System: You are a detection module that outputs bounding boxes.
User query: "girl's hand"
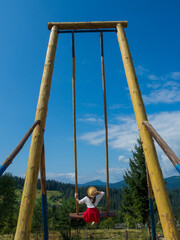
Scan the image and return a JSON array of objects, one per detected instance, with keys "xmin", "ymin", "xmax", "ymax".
[
  {"xmin": 95, "ymin": 191, "xmax": 101, "ymax": 195},
  {"xmin": 75, "ymin": 193, "xmax": 79, "ymax": 202}
]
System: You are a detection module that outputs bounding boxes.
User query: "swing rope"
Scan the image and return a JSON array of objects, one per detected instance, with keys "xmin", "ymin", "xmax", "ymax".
[
  {"xmin": 72, "ymin": 32, "xmax": 79, "ymax": 214},
  {"xmin": 100, "ymin": 32, "xmax": 110, "ymax": 214}
]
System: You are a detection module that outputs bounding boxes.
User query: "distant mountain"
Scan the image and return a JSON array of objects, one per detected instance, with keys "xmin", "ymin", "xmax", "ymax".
[
  {"xmin": 79, "ymin": 180, "xmax": 106, "ymax": 187},
  {"xmin": 80, "ymin": 175, "xmax": 180, "ymax": 191},
  {"xmin": 79, "ymin": 179, "xmax": 126, "ymax": 189},
  {"xmin": 110, "ymin": 180, "xmax": 126, "ymax": 189},
  {"xmin": 13, "ymin": 174, "xmax": 180, "ymax": 192},
  {"xmin": 165, "ymin": 176, "xmax": 180, "ymax": 191}
]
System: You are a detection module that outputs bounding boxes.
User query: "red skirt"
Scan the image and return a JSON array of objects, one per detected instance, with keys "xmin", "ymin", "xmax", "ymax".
[{"xmin": 83, "ymin": 207, "xmax": 100, "ymax": 223}]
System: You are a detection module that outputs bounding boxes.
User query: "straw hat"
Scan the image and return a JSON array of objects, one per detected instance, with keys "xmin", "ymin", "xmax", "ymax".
[{"xmin": 87, "ymin": 186, "xmax": 97, "ymax": 198}]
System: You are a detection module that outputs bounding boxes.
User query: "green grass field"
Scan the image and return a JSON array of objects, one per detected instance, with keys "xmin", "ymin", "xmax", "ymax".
[
  {"xmin": 0, "ymin": 229, "xmax": 166, "ymax": 240},
  {"xmin": 16, "ymin": 189, "xmax": 62, "ymax": 205},
  {"xmin": 2, "ymin": 190, "xmax": 169, "ymax": 239},
  {"xmin": 0, "ymin": 229, "xmax": 157, "ymax": 240}
]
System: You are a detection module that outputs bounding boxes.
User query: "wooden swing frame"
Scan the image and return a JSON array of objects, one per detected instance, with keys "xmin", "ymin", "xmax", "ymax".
[{"xmin": 14, "ymin": 21, "xmax": 179, "ymax": 240}]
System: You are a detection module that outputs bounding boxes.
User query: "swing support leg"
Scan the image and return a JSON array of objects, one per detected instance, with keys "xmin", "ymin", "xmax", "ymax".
[
  {"xmin": 146, "ymin": 168, "xmax": 156, "ymax": 240},
  {"xmin": 40, "ymin": 143, "xmax": 49, "ymax": 240},
  {"xmin": 14, "ymin": 26, "xmax": 58, "ymax": 240},
  {"xmin": 116, "ymin": 23, "xmax": 179, "ymax": 239}
]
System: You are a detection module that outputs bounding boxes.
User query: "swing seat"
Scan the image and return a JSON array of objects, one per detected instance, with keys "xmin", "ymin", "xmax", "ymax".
[{"xmin": 69, "ymin": 211, "xmax": 116, "ymax": 219}]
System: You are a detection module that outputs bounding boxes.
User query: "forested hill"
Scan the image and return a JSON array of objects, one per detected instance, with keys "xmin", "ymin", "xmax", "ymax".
[
  {"xmin": 13, "ymin": 176, "xmax": 122, "ymax": 211},
  {"xmin": 80, "ymin": 176, "xmax": 180, "ymax": 191},
  {"xmin": 13, "ymin": 175, "xmax": 180, "ymax": 212},
  {"xmin": 13, "ymin": 176, "xmax": 77, "ymax": 199},
  {"xmin": 14, "ymin": 175, "xmax": 180, "ymax": 191}
]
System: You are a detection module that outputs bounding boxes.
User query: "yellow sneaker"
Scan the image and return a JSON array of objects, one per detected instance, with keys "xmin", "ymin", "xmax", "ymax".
[{"xmin": 91, "ymin": 221, "xmax": 95, "ymax": 225}]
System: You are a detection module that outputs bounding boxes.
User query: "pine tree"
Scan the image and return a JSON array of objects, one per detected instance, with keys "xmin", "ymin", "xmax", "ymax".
[
  {"xmin": 31, "ymin": 199, "xmax": 43, "ymax": 238},
  {"xmin": 0, "ymin": 173, "xmax": 18, "ymax": 234},
  {"xmin": 121, "ymin": 138, "xmax": 150, "ymax": 227}
]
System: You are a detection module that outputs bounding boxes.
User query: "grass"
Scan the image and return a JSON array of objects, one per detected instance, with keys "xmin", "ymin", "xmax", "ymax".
[
  {"xmin": 16, "ymin": 189, "xmax": 62, "ymax": 205},
  {"xmin": 0, "ymin": 229, "xmax": 159, "ymax": 240},
  {"xmin": 79, "ymin": 229, "xmax": 150, "ymax": 240}
]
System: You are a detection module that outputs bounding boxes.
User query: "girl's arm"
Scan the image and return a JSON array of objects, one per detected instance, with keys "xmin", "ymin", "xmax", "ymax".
[
  {"xmin": 75, "ymin": 193, "xmax": 86, "ymax": 204},
  {"xmin": 94, "ymin": 191, "xmax": 105, "ymax": 206}
]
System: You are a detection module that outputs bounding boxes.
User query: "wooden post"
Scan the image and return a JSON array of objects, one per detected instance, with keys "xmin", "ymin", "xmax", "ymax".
[
  {"xmin": 40, "ymin": 143, "xmax": 48, "ymax": 240},
  {"xmin": 125, "ymin": 230, "xmax": 128, "ymax": 240},
  {"xmin": 143, "ymin": 121, "xmax": 180, "ymax": 174},
  {"xmin": 100, "ymin": 32, "xmax": 109, "ymax": 214},
  {"xmin": 72, "ymin": 33, "xmax": 79, "ymax": 214},
  {"xmin": 116, "ymin": 23, "xmax": 179, "ymax": 239},
  {"xmin": 146, "ymin": 169, "xmax": 156, "ymax": 240},
  {"xmin": 14, "ymin": 26, "xmax": 58, "ymax": 240}
]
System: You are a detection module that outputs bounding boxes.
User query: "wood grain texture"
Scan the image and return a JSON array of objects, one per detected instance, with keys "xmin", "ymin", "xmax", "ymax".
[
  {"xmin": 116, "ymin": 23, "xmax": 179, "ymax": 240},
  {"xmin": 48, "ymin": 21, "xmax": 127, "ymax": 30},
  {"xmin": 15, "ymin": 26, "xmax": 58, "ymax": 240}
]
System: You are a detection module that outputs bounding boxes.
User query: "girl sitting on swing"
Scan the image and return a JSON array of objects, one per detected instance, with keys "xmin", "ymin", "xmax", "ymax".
[{"xmin": 75, "ymin": 186, "xmax": 105, "ymax": 224}]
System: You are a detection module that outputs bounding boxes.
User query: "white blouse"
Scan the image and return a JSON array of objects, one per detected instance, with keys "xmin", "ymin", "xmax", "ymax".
[{"xmin": 78, "ymin": 191, "xmax": 105, "ymax": 208}]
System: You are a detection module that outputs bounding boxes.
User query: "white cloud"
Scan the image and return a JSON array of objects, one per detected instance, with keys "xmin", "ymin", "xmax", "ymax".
[
  {"xmin": 96, "ymin": 167, "xmax": 128, "ymax": 182},
  {"xmin": 79, "ymin": 111, "xmax": 180, "ymax": 179},
  {"xmin": 135, "ymin": 66, "xmax": 180, "ymax": 83},
  {"xmin": 143, "ymin": 74, "xmax": 180, "ymax": 105},
  {"xmin": 164, "ymin": 81, "xmax": 179, "ymax": 87},
  {"xmin": 80, "ymin": 115, "xmax": 139, "ymax": 151},
  {"xmin": 108, "ymin": 117, "xmax": 138, "ymax": 151},
  {"xmin": 110, "ymin": 104, "xmax": 126, "ymax": 110},
  {"xmin": 45, "ymin": 172, "xmax": 98, "ymax": 184},
  {"xmin": 148, "ymin": 112, "xmax": 180, "ymax": 177},
  {"xmin": 79, "ymin": 129, "xmax": 105, "ymax": 145},
  {"xmin": 148, "ymin": 74, "xmax": 159, "ymax": 81},
  {"xmin": 147, "ymin": 83, "xmax": 161, "ymax": 89},
  {"xmin": 136, "ymin": 65, "xmax": 149, "ymax": 77},
  {"xmin": 148, "ymin": 111, "xmax": 180, "ymax": 154},
  {"xmin": 135, "ymin": 67, "xmax": 180, "ymax": 105},
  {"xmin": 147, "ymin": 71, "xmax": 180, "ymax": 82},
  {"xmin": 118, "ymin": 155, "xmax": 125, "ymax": 161},
  {"xmin": 167, "ymin": 72, "xmax": 180, "ymax": 80},
  {"xmin": 78, "ymin": 116, "xmax": 103, "ymax": 125},
  {"xmin": 46, "ymin": 172, "xmax": 75, "ymax": 183},
  {"xmin": 118, "ymin": 155, "xmax": 129, "ymax": 163},
  {"xmin": 143, "ymin": 88, "xmax": 180, "ymax": 105},
  {"xmin": 44, "ymin": 112, "xmax": 180, "ymax": 184},
  {"xmin": 21, "ymin": 111, "xmax": 180, "ymax": 184}
]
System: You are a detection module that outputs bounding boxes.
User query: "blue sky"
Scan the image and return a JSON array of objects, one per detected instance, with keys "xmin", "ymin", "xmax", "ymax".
[{"xmin": 1, "ymin": 0, "xmax": 180, "ymax": 184}]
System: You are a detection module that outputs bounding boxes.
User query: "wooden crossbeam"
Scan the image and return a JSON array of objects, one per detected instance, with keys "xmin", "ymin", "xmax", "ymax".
[{"xmin": 48, "ymin": 21, "xmax": 128, "ymax": 30}]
